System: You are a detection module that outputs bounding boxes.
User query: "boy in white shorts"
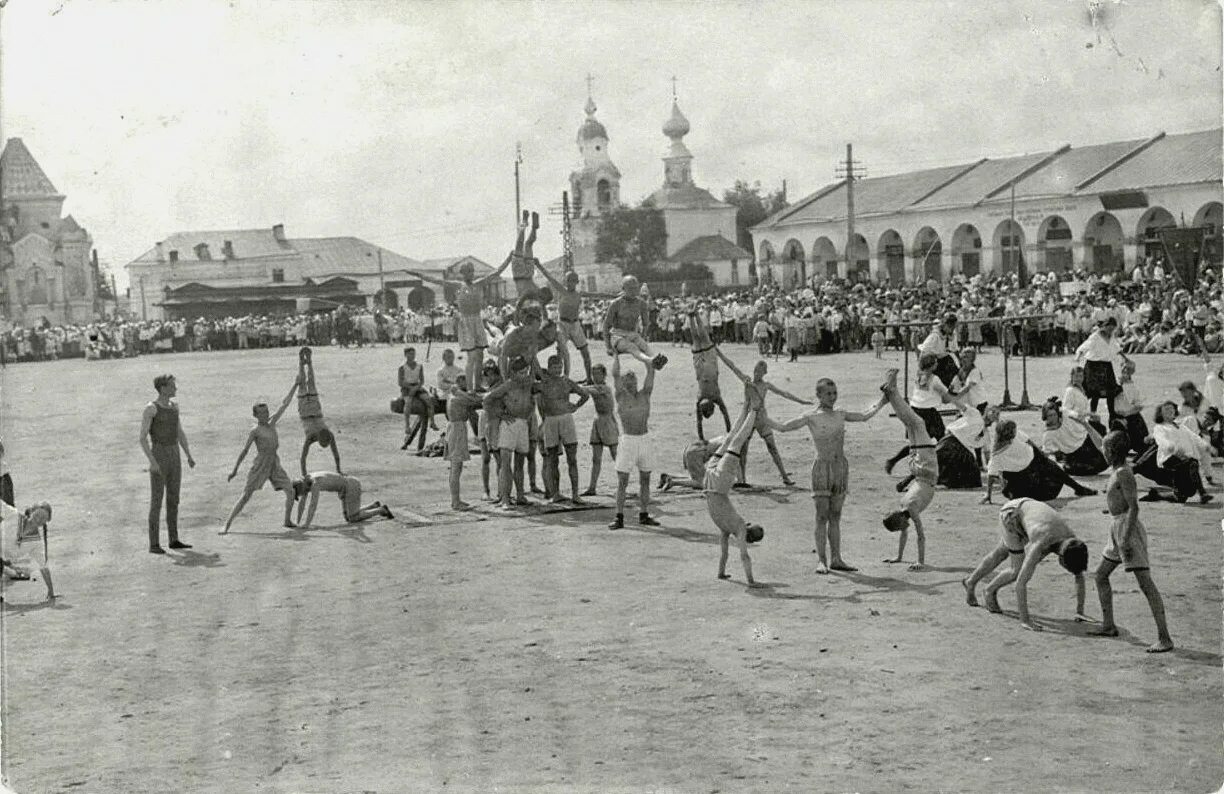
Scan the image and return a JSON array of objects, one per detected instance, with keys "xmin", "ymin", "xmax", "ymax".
[{"xmin": 609, "ymin": 354, "xmax": 660, "ymax": 529}]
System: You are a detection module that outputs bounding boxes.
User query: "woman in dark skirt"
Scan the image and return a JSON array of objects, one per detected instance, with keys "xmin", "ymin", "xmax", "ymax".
[
  {"xmin": 1133, "ymin": 401, "xmax": 1213, "ymax": 504},
  {"xmin": 1040, "ymin": 398, "xmax": 1108, "ymax": 476},
  {"xmin": 935, "ymin": 405, "xmax": 983, "ymax": 489},
  {"xmin": 1074, "ymin": 316, "xmax": 1129, "ymax": 422},
  {"xmin": 1111, "ymin": 360, "xmax": 1149, "ymax": 456},
  {"xmin": 980, "ymin": 419, "xmax": 1096, "ymax": 503}
]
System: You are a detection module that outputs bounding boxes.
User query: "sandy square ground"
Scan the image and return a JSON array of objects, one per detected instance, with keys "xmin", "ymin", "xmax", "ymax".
[{"xmin": 0, "ymin": 341, "xmax": 1219, "ymax": 793}]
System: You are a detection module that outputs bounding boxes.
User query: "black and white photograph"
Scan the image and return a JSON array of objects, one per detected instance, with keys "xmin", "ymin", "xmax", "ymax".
[{"xmin": 0, "ymin": 1, "xmax": 1221, "ymax": 791}]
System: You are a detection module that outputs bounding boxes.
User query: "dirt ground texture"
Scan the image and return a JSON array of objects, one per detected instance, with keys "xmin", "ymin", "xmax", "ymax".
[{"xmin": 0, "ymin": 341, "xmax": 1219, "ymax": 793}]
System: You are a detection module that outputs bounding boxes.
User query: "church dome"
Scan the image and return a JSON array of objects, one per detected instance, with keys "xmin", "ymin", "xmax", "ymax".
[
  {"xmin": 663, "ymin": 101, "xmax": 690, "ymax": 139},
  {"xmin": 578, "ymin": 96, "xmax": 608, "ymax": 142},
  {"xmin": 578, "ymin": 117, "xmax": 608, "ymax": 142}
]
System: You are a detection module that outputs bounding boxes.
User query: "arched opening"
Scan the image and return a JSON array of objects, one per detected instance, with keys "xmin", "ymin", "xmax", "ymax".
[
  {"xmin": 1082, "ymin": 212, "xmax": 1124, "ymax": 274},
  {"xmin": 596, "ymin": 179, "xmax": 612, "ymax": 211},
  {"xmin": 992, "ymin": 220, "xmax": 1025, "ymax": 275},
  {"xmin": 783, "ymin": 239, "xmax": 806, "ymax": 286},
  {"xmin": 812, "ymin": 237, "xmax": 838, "ymax": 280},
  {"xmin": 759, "ymin": 240, "xmax": 775, "ymax": 262},
  {"xmin": 406, "ymin": 286, "xmax": 435, "ymax": 311},
  {"xmin": 25, "ymin": 266, "xmax": 47, "ymax": 304},
  {"xmin": 1194, "ymin": 201, "xmax": 1223, "ymax": 268},
  {"xmin": 1136, "ymin": 206, "xmax": 1177, "ymax": 263},
  {"xmin": 912, "ymin": 227, "xmax": 942, "ymax": 282},
  {"xmin": 950, "ymin": 224, "xmax": 982, "ymax": 278},
  {"xmin": 877, "ymin": 229, "xmax": 905, "ymax": 284},
  {"xmin": 1038, "ymin": 215, "xmax": 1073, "ymax": 274},
  {"xmin": 846, "ymin": 234, "xmax": 870, "ymax": 284},
  {"xmin": 375, "ymin": 288, "xmax": 399, "ymax": 310}
]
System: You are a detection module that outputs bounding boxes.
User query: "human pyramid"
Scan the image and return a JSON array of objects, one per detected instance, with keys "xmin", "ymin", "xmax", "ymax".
[{"xmin": 121, "ymin": 212, "xmax": 1223, "ymax": 657}]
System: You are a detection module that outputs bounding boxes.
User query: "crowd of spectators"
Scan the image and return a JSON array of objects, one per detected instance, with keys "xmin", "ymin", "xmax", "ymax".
[{"xmin": 2, "ymin": 260, "xmax": 1220, "ymax": 365}]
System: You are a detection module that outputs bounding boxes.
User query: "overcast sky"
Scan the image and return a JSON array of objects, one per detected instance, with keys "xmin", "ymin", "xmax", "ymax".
[{"xmin": 3, "ymin": 0, "xmax": 1220, "ymax": 288}]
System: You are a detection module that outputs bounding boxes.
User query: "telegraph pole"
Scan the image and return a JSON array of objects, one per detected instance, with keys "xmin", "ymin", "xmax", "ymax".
[
  {"xmin": 561, "ymin": 191, "xmax": 574, "ymax": 271},
  {"xmin": 514, "ymin": 142, "xmax": 523, "ymax": 228},
  {"xmin": 835, "ymin": 144, "xmax": 867, "ymax": 280}
]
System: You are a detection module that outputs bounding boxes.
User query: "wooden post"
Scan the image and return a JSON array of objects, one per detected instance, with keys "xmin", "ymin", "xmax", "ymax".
[
  {"xmin": 1019, "ymin": 316, "xmax": 1031, "ymax": 408},
  {"xmin": 1000, "ymin": 317, "xmax": 1014, "ymax": 407}
]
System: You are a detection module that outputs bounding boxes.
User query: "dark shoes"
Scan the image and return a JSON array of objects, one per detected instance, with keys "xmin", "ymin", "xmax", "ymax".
[
  {"xmin": 652, "ymin": 354, "xmax": 668, "ymax": 371},
  {"xmin": 639, "ymin": 513, "xmax": 660, "ymax": 527},
  {"xmin": 608, "ymin": 514, "xmax": 624, "ymax": 530},
  {"xmin": 168, "ymin": 541, "xmax": 192, "ymax": 550}
]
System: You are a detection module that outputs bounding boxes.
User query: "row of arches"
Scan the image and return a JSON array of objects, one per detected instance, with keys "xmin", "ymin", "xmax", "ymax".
[{"xmin": 759, "ymin": 202, "xmax": 1223, "ymax": 283}]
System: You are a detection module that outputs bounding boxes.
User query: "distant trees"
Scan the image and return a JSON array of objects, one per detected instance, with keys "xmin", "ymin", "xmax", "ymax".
[
  {"xmin": 722, "ymin": 180, "xmax": 788, "ymax": 256},
  {"xmin": 595, "ymin": 205, "xmax": 668, "ymax": 274}
]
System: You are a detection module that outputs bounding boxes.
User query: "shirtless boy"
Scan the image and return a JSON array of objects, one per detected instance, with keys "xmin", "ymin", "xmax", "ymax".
[
  {"xmin": 535, "ymin": 265, "xmax": 614, "ymax": 382},
  {"xmin": 706, "ymin": 406, "xmax": 767, "ymax": 587},
  {"xmin": 717, "ymin": 349, "xmax": 810, "ymax": 486},
  {"xmin": 690, "ymin": 308, "xmax": 731, "ymax": 440},
  {"xmin": 767, "ymin": 376, "xmax": 887, "ymax": 574},
  {"xmin": 483, "ymin": 355, "xmax": 538, "ymax": 509},
  {"xmin": 477, "ymin": 361, "xmax": 503, "ymax": 500},
  {"xmin": 537, "ymin": 354, "xmax": 590, "ymax": 504},
  {"xmin": 609, "ymin": 354, "xmax": 660, "ymax": 529},
  {"xmin": 296, "ymin": 347, "xmax": 341, "ymax": 475},
  {"xmin": 445, "ymin": 374, "xmax": 487, "ymax": 510},
  {"xmin": 879, "ymin": 368, "xmax": 937, "ymax": 570},
  {"xmin": 962, "ymin": 497, "xmax": 1090, "ymax": 632},
  {"xmin": 221, "ymin": 380, "xmax": 299, "ymax": 533},
  {"xmin": 582, "ymin": 363, "xmax": 619, "ymax": 496},
  {"xmin": 1088, "ymin": 431, "xmax": 1174, "ymax": 652},
  {"xmin": 604, "ymin": 275, "xmax": 666, "ymax": 371},
  {"xmin": 293, "ymin": 471, "xmax": 393, "ymax": 528},
  {"xmin": 408, "ymin": 255, "xmax": 512, "ymax": 390}
]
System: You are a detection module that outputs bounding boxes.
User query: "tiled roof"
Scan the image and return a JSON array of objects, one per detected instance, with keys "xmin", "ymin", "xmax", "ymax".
[
  {"xmin": 1, "ymin": 139, "xmax": 62, "ymax": 199},
  {"xmin": 1080, "ymin": 129, "xmax": 1222, "ymax": 193},
  {"xmin": 293, "ymin": 237, "xmax": 421, "ymax": 277},
  {"xmin": 131, "ymin": 229, "xmax": 295, "ymax": 262},
  {"xmin": 754, "ymin": 128, "xmax": 1223, "ymax": 232},
  {"xmin": 669, "ymin": 234, "xmax": 752, "ymax": 262},
  {"xmin": 908, "ymin": 150, "xmax": 1063, "ymax": 210}
]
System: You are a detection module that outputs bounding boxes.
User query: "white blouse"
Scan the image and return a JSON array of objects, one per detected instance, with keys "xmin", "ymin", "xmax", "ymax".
[
  {"xmin": 1075, "ymin": 331, "xmax": 1121, "ymax": 365},
  {"xmin": 1153, "ymin": 423, "xmax": 1207, "ymax": 467},
  {"xmin": 1061, "ymin": 387, "xmax": 1093, "ymax": 421},
  {"xmin": 948, "ymin": 406, "xmax": 985, "ymax": 450},
  {"xmin": 910, "ymin": 375, "xmax": 948, "ymax": 410},
  {"xmin": 1042, "ymin": 420, "xmax": 1086, "ymax": 455},
  {"xmin": 952, "ymin": 367, "xmax": 987, "ymax": 407},
  {"xmin": 988, "ymin": 437, "xmax": 1035, "ymax": 475}
]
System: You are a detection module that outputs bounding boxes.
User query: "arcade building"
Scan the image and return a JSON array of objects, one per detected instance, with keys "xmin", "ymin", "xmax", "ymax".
[{"xmin": 751, "ymin": 128, "xmax": 1223, "ymax": 287}]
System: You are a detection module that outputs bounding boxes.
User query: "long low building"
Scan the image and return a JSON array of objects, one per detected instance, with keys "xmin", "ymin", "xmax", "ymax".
[
  {"xmin": 751, "ymin": 128, "xmax": 1222, "ymax": 286},
  {"xmin": 125, "ymin": 226, "xmax": 505, "ymax": 320}
]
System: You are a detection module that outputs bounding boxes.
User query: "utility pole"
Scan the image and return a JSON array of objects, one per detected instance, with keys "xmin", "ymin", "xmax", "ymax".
[
  {"xmin": 514, "ymin": 142, "xmax": 523, "ymax": 228},
  {"xmin": 561, "ymin": 191, "xmax": 574, "ymax": 271},
  {"xmin": 377, "ymin": 247, "xmax": 384, "ymax": 309},
  {"xmin": 835, "ymin": 144, "xmax": 867, "ymax": 281}
]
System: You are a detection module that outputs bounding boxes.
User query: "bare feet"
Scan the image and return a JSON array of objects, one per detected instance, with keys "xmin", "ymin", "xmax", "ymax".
[
  {"xmin": 451, "ymin": 501, "xmax": 471, "ymax": 511},
  {"xmin": 1020, "ymin": 620, "xmax": 1044, "ymax": 632},
  {"xmin": 883, "ymin": 556, "xmax": 903, "ymax": 564},
  {"xmin": 747, "ymin": 581, "xmax": 765, "ymax": 589},
  {"xmin": 1089, "ymin": 625, "xmax": 1120, "ymax": 637},
  {"xmin": 814, "ymin": 561, "xmax": 830, "ymax": 575},
  {"xmin": 581, "ymin": 487, "xmax": 597, "ymax": 497},
  {"xmin": 548, "ymin": 494, "xmax": 566, "ymax": 504},
  {"xmin": 829, "ymin": 561, "xmax": 858, "ymax": 572},
  {"xmin": 962, "ymin": 578, "xmax": 978, "ymax": 607},
  {"xmin": 1146, "ymin": 639, "xmax": 1174, "ymax": 653},
  {"xmin": 571, "ymin": 497, "xmax": 587, "ymax": 506},
  {"xmin": 514, "ymin": 497, "xmax": 531, "ymax": 507},
  {"xmin": 984, "ymin": 593, "xmax": 1002, "ymax": 613}
]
